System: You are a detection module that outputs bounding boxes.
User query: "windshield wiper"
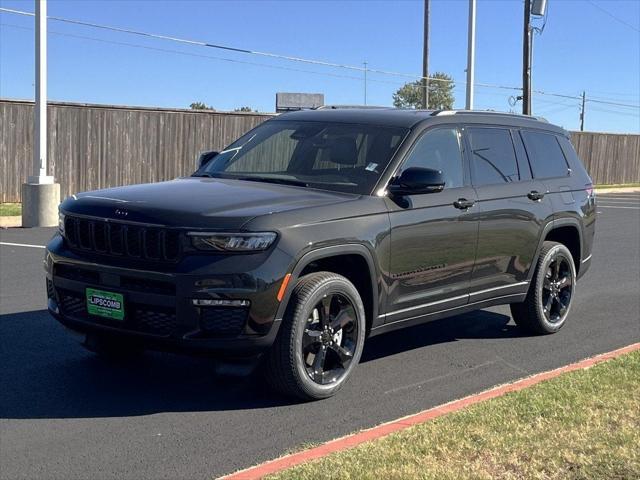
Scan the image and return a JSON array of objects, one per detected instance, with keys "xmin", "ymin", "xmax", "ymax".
[
  {"xmin": 237, "ymin": 176, "xmax": 309, "ymax": 188},
  {"xmin": 191, "ymin": 173, "xmax": 216, "ymax": 178}
]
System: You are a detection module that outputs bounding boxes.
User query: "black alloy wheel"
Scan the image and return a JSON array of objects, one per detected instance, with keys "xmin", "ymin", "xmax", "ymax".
[
  {"xmin": 265, "ymin": 271, "xmax": 366, "ymax": 400},
  {"xmin": 302, "ymin": 293, "xmax": 359, "ymax": 385},
  {"xmin": 541, "ymin": 253, "xmax": 573, "ymax": 323}
]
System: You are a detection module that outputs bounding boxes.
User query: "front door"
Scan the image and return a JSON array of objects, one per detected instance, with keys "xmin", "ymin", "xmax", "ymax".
[{"xmin": 385, "ymin": 126, "xmax": 478, "ymax": 325}]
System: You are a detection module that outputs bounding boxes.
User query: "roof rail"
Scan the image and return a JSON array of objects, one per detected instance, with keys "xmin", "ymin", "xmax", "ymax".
[
  {"xmin": 316, "ymin": 105, "xmax": 390, "ymax": 110},
  {"xmin": 431, "ymin": 110, "xmax": 548, "ymax": 123}
]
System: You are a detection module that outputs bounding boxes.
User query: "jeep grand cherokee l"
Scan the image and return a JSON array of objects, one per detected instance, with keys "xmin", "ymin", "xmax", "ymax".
[{"xmin": 46, "ymin": 108, "xmax": 596, "ymax": 400}]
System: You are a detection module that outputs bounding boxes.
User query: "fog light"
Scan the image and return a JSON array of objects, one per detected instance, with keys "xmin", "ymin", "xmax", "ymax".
[{"xmin": 192, "ymin": 299, "xmax": 250, "ymax": 307}]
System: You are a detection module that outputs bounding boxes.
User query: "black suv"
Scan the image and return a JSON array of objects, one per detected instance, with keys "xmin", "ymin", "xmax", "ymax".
[{"xmin": 46, "ymin": 108, "xmax": 596, "ymax": 400}]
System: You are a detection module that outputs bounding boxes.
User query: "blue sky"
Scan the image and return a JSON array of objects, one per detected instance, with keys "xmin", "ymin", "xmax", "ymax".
[{"xmin": 1, "ymin": 0, "xmax": 639, "ymax": 133}]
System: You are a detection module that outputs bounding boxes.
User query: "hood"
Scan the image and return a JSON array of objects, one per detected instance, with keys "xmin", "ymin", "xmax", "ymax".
[{"xmin": 60, "ymin": 177, "xmax": 358, "ymax": 229}]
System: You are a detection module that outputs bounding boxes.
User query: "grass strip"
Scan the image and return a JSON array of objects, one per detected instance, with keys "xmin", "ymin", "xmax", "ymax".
[
  {"xmin": 268, "ymin": 350, "xmax": 640, "ymax": 480},
  {"xmin": 0, "ymin": 203, "xmax": 21, "ymax": 216}
]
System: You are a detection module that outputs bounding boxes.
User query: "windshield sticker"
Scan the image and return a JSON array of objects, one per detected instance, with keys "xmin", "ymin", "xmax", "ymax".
[{"xmin": 365, "ymin": 163, "xmax": 379, "ymax": 172}]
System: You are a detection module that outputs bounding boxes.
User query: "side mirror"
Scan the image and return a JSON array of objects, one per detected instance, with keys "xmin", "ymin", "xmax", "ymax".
[
  {"xmin": 197, "ymin": 150, "xmax": 219, "ymax": 169},
  {"xmin": 388, "ymin": 167, "xmax": 445, "ymax": 196}
]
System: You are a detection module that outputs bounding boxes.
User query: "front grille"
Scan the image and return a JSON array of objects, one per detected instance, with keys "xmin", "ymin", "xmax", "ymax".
[
  {"xmin": 57, "ymin": 288, "xmax": 178, "ymax": 337},
  {"xmin": 199, "ymin": 307, "xmax": 248, "ymax": 336},
  {"xmin": 64, "ymin": 216, "xmax": 181, "ymax": 262}
]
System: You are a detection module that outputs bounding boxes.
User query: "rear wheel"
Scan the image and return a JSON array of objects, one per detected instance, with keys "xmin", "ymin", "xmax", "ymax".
[
  {"xmin": 511, "ymin": 241, "xmax": 576, "ymax": 334},
  {"xmin": 265, "ymin": 272, "xmax": 366, "ymax": 400}
]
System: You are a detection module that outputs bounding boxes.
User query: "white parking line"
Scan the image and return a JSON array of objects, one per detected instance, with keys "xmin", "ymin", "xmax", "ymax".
[
  {"xmin": 598, "ymin": 206, "xmax": 640, "ymax": 210},
  {"xmin": 0, "ymin": 242, "xmax": 46, "ymax": 249}
]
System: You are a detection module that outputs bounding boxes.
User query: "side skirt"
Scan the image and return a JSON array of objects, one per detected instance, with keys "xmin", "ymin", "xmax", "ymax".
[{"xmin": 369, "ymin": 293, "xmax": 527, "ymax": 337}]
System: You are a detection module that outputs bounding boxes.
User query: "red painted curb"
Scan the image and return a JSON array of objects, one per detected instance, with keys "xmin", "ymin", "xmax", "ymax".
[{"xmin": 221, "ymin": 342, "xmax": 640, "ymax": 480}]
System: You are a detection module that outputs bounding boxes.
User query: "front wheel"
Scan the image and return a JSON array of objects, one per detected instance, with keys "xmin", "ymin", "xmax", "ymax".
[
  {"xmin": 265, "ymin": 272, "xmax": 366, "ymax": 400},
  {"xmin": 511, "ymin": 241, "xmax": 577, "ymax": 334}
]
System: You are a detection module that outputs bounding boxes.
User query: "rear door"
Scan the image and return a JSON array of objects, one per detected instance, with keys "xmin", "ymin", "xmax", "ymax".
[
  {"xmin": 465, "ymin": 126, "xmax": 553, "ymax": 302},
  {"xmin": 385, "ymin": 126, "xmax": 478, "ymax": 324}
]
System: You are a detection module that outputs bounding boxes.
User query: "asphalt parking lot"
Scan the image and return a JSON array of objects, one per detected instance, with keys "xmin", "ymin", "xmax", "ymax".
[{"xmin": 1, "ymin": 192, "xmax": 639, "ymax": 480}]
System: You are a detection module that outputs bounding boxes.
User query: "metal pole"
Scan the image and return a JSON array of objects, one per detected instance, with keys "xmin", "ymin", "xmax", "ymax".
[
  {"xmin": 465, "ymin": 0, "xmax": 476, "ymax": 110},
  {"xmin": 522, "ymin": 0, "xmax": 532, "ymax": 115},
  {"xmin": 421, "ymin": 0, "xmax": 430, "ymax": 109},
  {"xmin": 30, "ymin": 0, "xmax": 52, "ymax": 184},
  {"xmin": 580, "ymin": 91, "xmax": 586, "ymax": 131}
]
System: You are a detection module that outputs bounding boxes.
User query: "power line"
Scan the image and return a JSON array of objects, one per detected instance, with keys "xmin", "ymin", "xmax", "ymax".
[
  {"xmin": 2, "ymin": 6, "xmax": 639, "ymax": 109},
  {"xmin": 585, "ymin": 0, "xmax": 640, "ymax": 33}
]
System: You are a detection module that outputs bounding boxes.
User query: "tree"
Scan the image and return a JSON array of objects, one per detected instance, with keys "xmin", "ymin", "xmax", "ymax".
[
  {"xmin": 392, "ymin": 72, "xmax": 455, "ymax": 110},
  {"xmin": 189, "ymin": 102, "xmax": 215, "ymax": 111},
  {"xmin": 234, "ymin": 106, "xmax": 257, "ymax": 112}
]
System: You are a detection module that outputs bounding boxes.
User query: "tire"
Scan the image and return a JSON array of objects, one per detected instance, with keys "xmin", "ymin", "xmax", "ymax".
[
  {"xmin": 510, "ymin": 241, "xmax": 577, "ymax": 334},
  {"xmin": 83, "ymin": 332, "xmax": 144, "ymax": 360},
  {"xmin": 264, "ymin": 272, "xmax": 366, "ymax": 400}
]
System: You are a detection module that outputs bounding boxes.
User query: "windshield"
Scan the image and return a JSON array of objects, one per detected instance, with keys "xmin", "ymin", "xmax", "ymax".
[{"xmin": 193, "ymin": 120, "xmax": 409, "ymax": 195}]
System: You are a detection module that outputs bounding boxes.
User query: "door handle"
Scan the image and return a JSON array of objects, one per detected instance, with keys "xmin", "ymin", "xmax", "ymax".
[
  {"xmin": 453, "ymin": 198, "xmax": 475, "ymax": 210},
  {"xmin": 527, "ymin": 190, "xmax": 545, "ymax": 201}
]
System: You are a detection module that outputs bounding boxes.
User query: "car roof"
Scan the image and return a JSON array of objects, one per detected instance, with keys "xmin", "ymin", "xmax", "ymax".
[{"xmin": 273, "ymin": 107, "xmax": 567, "ymax": 135}]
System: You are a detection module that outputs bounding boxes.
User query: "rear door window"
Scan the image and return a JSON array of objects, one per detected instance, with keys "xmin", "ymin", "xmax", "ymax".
[
  {"xmin": 467, "ymin": 128, "xmax": 520, "ymax": 185},
  {"xmin": 521, "ymin": 130, "xmax": 570, "ymax": 179}
]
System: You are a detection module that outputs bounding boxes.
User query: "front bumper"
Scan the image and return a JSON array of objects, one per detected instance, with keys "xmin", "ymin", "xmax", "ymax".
[{"xmin": 45, "ymin": 234, "xmax": 289, "ymax": 356}]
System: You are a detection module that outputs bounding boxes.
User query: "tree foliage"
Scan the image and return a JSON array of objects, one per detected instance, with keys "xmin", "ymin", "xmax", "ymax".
[
  {"xmin": 392, "ymin": 72, "xmax": 455, "ymax": 110},
  {"xmin": 189, "ymin": 102, "xmax": 215, "ymax": 111},
  {"xmin": 234, "ymin": 106, "xmax": 257, "ymax": 112}
]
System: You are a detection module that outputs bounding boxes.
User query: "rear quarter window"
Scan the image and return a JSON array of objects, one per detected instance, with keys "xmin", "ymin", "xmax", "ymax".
[{"xmin": 521, "ymin": 130, "xmax": 570, "ymax": 179}]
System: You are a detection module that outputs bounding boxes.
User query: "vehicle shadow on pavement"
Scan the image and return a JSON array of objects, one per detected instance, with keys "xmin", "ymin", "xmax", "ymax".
[
  {"xmin": 1, "ymin": 308, "xmax": 525, "ymax": 419},
  {"xmin": 361, "ymin": 309, "xmax": 525, "ymax": 363}
]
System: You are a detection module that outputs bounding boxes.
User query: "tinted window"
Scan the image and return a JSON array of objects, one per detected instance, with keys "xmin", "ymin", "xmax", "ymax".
[
  {"xmin": 196, "ymin": 121, "xmax": 408, "ymax": 195},
  {"xmin": 401, "ymin": 128, "xmax": 464, "ymax": 189},
  {"xmin": 521, "ymin": 131, "xmax": 570, "ymax": 178},
  {"xmin": 468, "ymin": 128, "xmax": 519, "ymax": 185}
]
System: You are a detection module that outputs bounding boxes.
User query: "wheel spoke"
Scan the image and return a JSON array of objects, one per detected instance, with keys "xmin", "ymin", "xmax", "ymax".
[
  {"xmin": 551, "ymin": 259, "xmax": 559, "ymax": 280},
  {"xmin": 330, "ymin": 343, "xmax": 353, "ymax": 366},
  {"xmin": 543, "ymin": 294, "xmax": 553, "ymax": 312},
  {"xmin": 302, "ymin": 328, "xmax": 322, "ymax": 351},
  {"xmin": 312, "ymin": 346, "xmax": 327, "ymax": 382},
  {"xmin": 331, "ymin": 304, "xmax": 356, "ymax": 331},
  {"xmin": 319, "ymin": 295, "xmax": 333, "ymax": 327},
  {"xmin": 543, "ymin": 277, "xmax": 552, "ymax": 290}
]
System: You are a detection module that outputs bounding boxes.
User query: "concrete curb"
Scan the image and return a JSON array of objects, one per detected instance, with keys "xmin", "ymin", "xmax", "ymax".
[
  {"xmin": 0, "ymin": 216, "xmax": 22, "ymax": 228},
  {"xmin": 221, "ymin": 342, "xmax": 640, "ymax": 480},
  {"xmin": 595, "ymin": 187, "xmax": 640, "ymax": 193}
]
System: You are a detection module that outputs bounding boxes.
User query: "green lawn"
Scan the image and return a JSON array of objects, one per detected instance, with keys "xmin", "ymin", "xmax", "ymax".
[
  {"xmin": 268, "ymin": 350, "xmax": 640, "ymax": 480},
  {"xmin": 0, "ymin": 203, "xmax": 21, "ymax": 216}
]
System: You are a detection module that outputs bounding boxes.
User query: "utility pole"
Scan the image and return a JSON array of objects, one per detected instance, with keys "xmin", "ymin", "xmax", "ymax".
[
  {"xmin": 580, "ymin": 91, "xmax": 586, "ymax": 131},
  {"xmin": 22, "ymin": 0, "xmax": 59, "ymax": 227},
  {"xmin": 465, "ymin": 0, "xmax": 476, "ymax": 110},
  {"xmin": 421, "ymin": 0, "xmax": 430, "ymax": 109},
  {"xmin": 522, "ymin": 0, "xmax": 532, "ymax": 115}
]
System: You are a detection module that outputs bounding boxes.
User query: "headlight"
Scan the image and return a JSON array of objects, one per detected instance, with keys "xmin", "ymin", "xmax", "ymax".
[
  {"xmin": 188, "ymin": 232, "xmax": 277, "ymax": 252},
  {"xmin": 58, "ymin": 211, "xmax": 65, "ymax": 235}
]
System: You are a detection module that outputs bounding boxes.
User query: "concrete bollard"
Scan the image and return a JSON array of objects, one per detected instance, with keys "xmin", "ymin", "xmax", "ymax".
[{"xmin": 21, "ymin": 182, "xmax": 61, "ymax": 227}]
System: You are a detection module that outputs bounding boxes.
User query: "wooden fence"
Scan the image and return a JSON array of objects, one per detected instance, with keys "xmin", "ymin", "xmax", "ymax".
[
  {"xmin": 0, "ymin": 99, "xmax": 273, "ymax": 203},
  {"xmin": 1, "ymin": 99, "xmax": 638, "ymax": 202}
]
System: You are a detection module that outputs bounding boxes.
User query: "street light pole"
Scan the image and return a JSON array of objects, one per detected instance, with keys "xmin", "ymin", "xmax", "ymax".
[
  {"xmin": 31, "ymin": 0, "xmax": 52, "ymax": 184},
  {"xmin": 22, "ymin": 0, "xmax": 59, "ymax": 228},
  {"xmin": 465, "ymin": 0, "xmax": 476, "ymax": 110}
]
